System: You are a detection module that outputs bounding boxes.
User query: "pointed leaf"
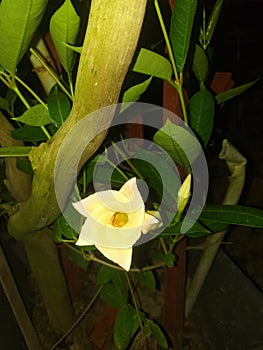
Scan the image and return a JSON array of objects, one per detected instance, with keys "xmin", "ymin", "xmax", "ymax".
[
  {"xmin": 121, "ymin": 77, "xmax": 152, "ymax": 112},
  {"xmin": 13, "ymin": 105, "xmax": 51, "ymax": 126},
  {"xmin": 149, "ymin": 321, "xmax": 168, "ymax": 349},
  {"xmin": 160, "ymin": 220, "xmax": 211, "ymax": 237},
  {"xmin": 215, "ymin": 79, "xmax": 258, "ymax": 104},
  {"xmin": 100, "ymin": 282, "xmax": 128, "ymax": 308},
  {"xmin": 54, "ymin": 214, "xmax": 78, "ymax": 241},
  {"xmin": 153, "ymin": 119, "xmax": 201, "ymax": 171},
  {"xmin": 0, "ymin": 0, "xmax": 48, "ymax": 74},
  {"xmin": 133, "ymin": 48, "xmax": 172, "ymax": 81},
  {"xmin": 205, "ymin": 0, "xmax": 224, "ymax": 47},
  {"xmin": 11, "ymin": 126, "xmax": 48, "ymax": 142},
  {"xmin": 0, "ymin": 146, "xmax": 31, "ymax": 157},
  {"xmin": 114, "ymin": 305, "xmax": 144, "ymax": 350},
  {"xmin": 16, "ymin": 159, "xmax": 34, "ymax": 176},
  {"xmin": 199, "ymin": 205, "xmax": 263, "ymax": 228},
  {"xmin": 170, "ymin": 0, "xmax": 198, "ymax": 73},
  {"xmin": 48, "ymin": 85, "xmax": 71, "ymax": 127},
  {"xmin": 192, "ymin": 44, "xmax": 209, "ymax": 82},
  {"xmin": 50, "ymin": 0, "xmax": 80, "ymax": 73},
  {"xmin": 188, "ymin": 87, "xmax": 214, "ymax": 146},
  {"xmin": 131, "ymin": 271, "xmax": 156, "ymax": 291}
]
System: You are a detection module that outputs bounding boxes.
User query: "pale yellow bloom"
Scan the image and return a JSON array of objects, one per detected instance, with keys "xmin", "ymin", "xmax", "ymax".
[{"xmin": 73, "ymin": 177, "xmax": 159, "ymax": 271}]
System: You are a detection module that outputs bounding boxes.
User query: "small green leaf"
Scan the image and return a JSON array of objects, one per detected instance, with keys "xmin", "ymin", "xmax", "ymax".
[
  {"xmin": 205, "ymin": 0, "xmax": 224, "ymax": 48},
  {"xmin": 0, "ymin": 146, "xmax": 31, "ymax": 157},
  {"xmin": 153, "ymin": 119, "xmax": 201, "ymax": 171},
  {"xmin": 121, "ymin": 77, "xmax": 152, "ymax": 112},
  {"xmin": 66, "ymin": 248, "xmax": 89, "ymax": 270},
  {"xmin": 96, "ymin": 265, "xmax": 116, "ymax": 286},
  {"xmin": 16, "ymin": 158, "xmax": 34, "ymax": 176},
  {"xmin": 100, "ymin": 282, "xmax": 128, "ymax": 308},
  {"xmin": 215, "ymin": 79, "xmax": 258, "ymax": 104},
  {"xmin": 13, "ymin": 105, "xmax": 51, "ymax": 126},
  {"xmin": 54, "ymin": 215, "xmax": 78, "ymax": 241},
  {"xmin": 149, "ymin": 321, "xmax": 168, "ymax": 349},
  {"xmin": 160, "ymin": 220, "xmax": 211, "ymax": 237},
  {"xmin": 192, "ymin": 44, "xmax": 209, "ymax": 82},
  {"xmin": 131, "ymin": 271, "xmax": 156, "ymax": 291},
  {"xmin": 170, "ymin": 0, "xmax": 198, "ymax": 73},
  {"xmin": 48, "ymin": 85, "xmax": 71, "ymax": 127},
  {"xmin": 133, "ymin": 48, "xmax": 172, "ymax": 81},
  {"xmin": 0, "ymin": 0, "xmax": 48, "ymax": 74},
  {"xmin": 199, "ymin": 205, "xmax": 263, "ymax": 228},
  {"xmin": 50, "ymin": 0, "xmax": 80, "ymax": 73},
  {"xmin": 11, "ymin": 126, "xmax": 47, "ymax": 142},
  {"xmin": 188, "ymin": 87, "xmax": 214, "ymax": 146},
  {"xmin": 0, "ymin": 96, "xmax": 10, "ymax": 111},
  {"xmin": 114, "ymin": 305, "xmax": 144, "ymax": 350}
]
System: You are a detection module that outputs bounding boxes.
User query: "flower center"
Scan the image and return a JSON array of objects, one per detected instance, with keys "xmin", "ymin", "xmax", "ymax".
[{"xmin": 111, "ymin": 212, "xmax": 129, "ymax": 227}]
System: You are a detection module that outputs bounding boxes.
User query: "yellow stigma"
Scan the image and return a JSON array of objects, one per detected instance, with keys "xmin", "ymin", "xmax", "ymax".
[{"xmin": 111, "ymin": 212, "xmax": 129, "ymax": 227}]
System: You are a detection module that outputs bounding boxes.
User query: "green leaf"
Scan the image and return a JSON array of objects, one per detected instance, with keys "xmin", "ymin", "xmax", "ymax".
[
  {"xmin": 170, "ymin": 0, "xmax": 198, "ymax": 73},
  {"xmin": 66, "ymin": 248, "xmax": 89, "ymax": 270},
  {"xmin": 96, "ymin": 265, "xmax": 116, "ymax": 286},
  {"xmin": 131, "ymin": 271, "xmax": 156, "ymax": 291},
  {"xmin": 205, "ymin": 0, "xmax": 224, "ymax": 48},
  {"xmin": 11, "ymin": 126, "xmax": 48, "ymax": 142},
  {"xmin": 0, "ymin": 96, "xmax": 10, "ymax": 111},
  {"xmin": 215, "ymin": 79, "xmax": 258, "ymax": 104},
  {"xmin": 188, "ymin": 87, "xmax": 214, "ymax": 146},
  {"xmin": 100, "ymin": 282, "xmax": 128, "ymax": 308},
  {"xmin": 121, "ymin": 77, "xmax": 152, "ymax": 112},
  {"xmin": 53, "ymin": 215, "xmax": 78, "ymax": 241},
  {"xmin": 192, "ymin": 44, "xmax": 209, "ymax": 82},
  {"xmin": 134, "ymin": 148, "xmax": 180, "ymax": 206},
  {"xmin": 50, "ymin": 0, "xmax": 80, "ymax": 73},
  {"xmin": 149, "ymin": 321, "xmax": 168, "ymax": 349},
  {"xmin": 199, "ymin": 205, "xmax": 263, "ymax": 228},
  {"xmin": 48, "ymin": 85, "xmax": 71, "ymax": 128},
  {"xmin": 133, "ymin": 48, "xmax": 172, "ymax": 81},
  {"xmin": 153, "ymin": 119, "xmax": 201, "ymax": 171},
  {"xmin": 0, "ymin": 0, "xmax": 48, "ymax": 74},
  {"xmin": 0, "ymin": 146, "xmax": 31, "ymax": 157},
  {"xmin": 160, "ymin": 220, "xmax": 211, "ymax": 237},
  {"xmin": 114, "ymin": 305, "xmax": 144, "ymax": 350},
  {"xmin": 13, "ymin": 105, "xmax": 51, "ymax": 126},
  {"xmin": 16, "ymin": 158, "xmax": 34, "ymax": 176}
]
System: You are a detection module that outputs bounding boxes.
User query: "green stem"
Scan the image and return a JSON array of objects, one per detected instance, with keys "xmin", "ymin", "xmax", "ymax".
[
  {"xmin": 12, "ymin": 86, "xmax": 30, "ymax": 109},
  {"xmin": 105, "ymin": 156, "xmax": 129, "ymax": 181},
  {"xmin": 154, "ymin": 0, "xmax": 179, "ymax": 84},
  {"xmin": 15, "ymin": 75, "xmax": 47, "ymax": 109},
  {"xmin": 29, "ymin": 48, "xmax": 73, "ymax": 101},
  {"xmin": 111, "ymin": 141, "xmax": 144, "ymax": 179},
  {"xmin": 125, "ymin": 272, "xmax": 144, "ymax": 331},
  {"xmin": 64, "ymin": 243, "xmax": 165, "ymax": 272},
  {"xmin": 67, "ymin": 72, "xmax": 74, "ymax": 100},
  {"xmin": 170, "ymin": 79, "xmax": 188, "ymax": 125}
]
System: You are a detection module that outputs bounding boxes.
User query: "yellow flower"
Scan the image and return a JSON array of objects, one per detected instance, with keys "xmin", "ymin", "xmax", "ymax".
[{"xmin": 73, "ymin": 177, "xmax": 159, "ymax": 271}]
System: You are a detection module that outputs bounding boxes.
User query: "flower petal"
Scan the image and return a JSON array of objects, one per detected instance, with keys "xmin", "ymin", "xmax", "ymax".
[
  {"xmin": 141, "ymin": 212, "xmax": 160, "ymax": 234},
  {"xmin": 75, "ymin": 234, "xmax": 94, "ymax": 246},
  {"xmin": 96, "ymin": 245, "xmax": 133, "ymax": 271},
  {"xmin": 95, "ymin": 178, "xmax": 144, "ymax": 213}
]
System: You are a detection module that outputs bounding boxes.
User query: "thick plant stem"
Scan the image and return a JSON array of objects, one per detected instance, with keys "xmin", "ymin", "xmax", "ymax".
[
  {"xmin": 6, "ymin": 0, "xmax": 147, "ymax": 337},
  {"xmin": 185, "ymin": 139, "xmax": 247, "ymax": 318},
  {"xmin": 8, "ymin": 0, "xmax": 147, "ymax": 239},
  {"xmin": 24, "ymin": 229, "xmax": 75, "ymax": 335}
]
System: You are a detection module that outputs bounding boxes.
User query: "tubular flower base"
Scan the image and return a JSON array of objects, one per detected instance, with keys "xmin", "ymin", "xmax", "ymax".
[{"xmin": 73, "ymin": 178, "xmax": 159, "ymax": 270}]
